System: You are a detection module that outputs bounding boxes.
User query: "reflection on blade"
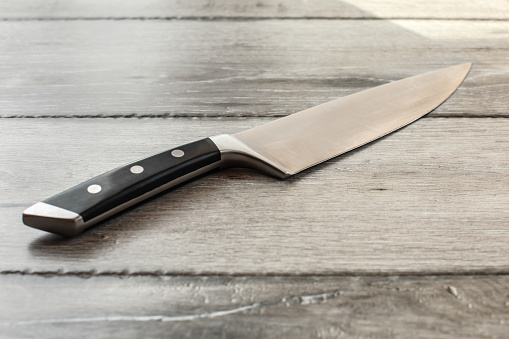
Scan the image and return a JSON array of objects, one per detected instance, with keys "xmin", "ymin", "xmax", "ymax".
[{"xmin": 235, "ymin": 63, "xmax": 471, "ymax": 175}]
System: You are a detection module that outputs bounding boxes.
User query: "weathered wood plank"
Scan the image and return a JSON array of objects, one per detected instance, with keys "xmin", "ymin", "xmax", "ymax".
[
  {"xmin": 0, "ymin": 0, "xmax": 508, "ymax": 19},
  {"xmin": 1, "ymin": 274, "xmax": 508, "ymax": 338},
  {"xmin": 1, "ymin": 118, "xmax": 508, "ymax": 274},
  {"xmin": 0, "ymin": 20, "xmax": 506, "ymax": 117}
]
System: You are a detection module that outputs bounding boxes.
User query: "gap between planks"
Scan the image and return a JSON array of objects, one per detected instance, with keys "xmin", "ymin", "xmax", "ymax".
[
  {"xmin": 2, "ymin": 17, "xmax": 509, "ymax": 22},
  {"xmin": 3, "ymin": 270, "xmax": 509, "ymax": 278},
  {"xmin": 2, "ymin": 115, "xmax": 509, "ymax": 119}
]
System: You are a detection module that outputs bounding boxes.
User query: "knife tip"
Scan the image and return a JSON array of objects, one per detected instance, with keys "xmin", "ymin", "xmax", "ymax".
[
  {"xmin": 443, "ymin": 63, "xmax": 472, "ymax": 82},
  {"xmin": 457, "ymin": 62, "xmax": 473, "ymax": 71}
]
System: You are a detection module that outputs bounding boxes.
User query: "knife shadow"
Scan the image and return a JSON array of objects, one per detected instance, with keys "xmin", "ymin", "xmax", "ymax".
[{"xmin": 28, "ymin": 129, "xmax": 396, "ymax": 258}]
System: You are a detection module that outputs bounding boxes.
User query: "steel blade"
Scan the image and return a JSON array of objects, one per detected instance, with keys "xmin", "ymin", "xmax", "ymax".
[{"xmin": 234, "ymin": 63, "xmax": 471, "ymax": 175}]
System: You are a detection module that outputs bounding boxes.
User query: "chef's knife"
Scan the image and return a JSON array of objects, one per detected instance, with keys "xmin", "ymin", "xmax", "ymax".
[{"xmin": 23, "ymin": 63, "xmax": 471, "ymax": 237}]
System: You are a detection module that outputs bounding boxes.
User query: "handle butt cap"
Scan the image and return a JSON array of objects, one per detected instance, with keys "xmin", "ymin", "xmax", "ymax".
[{"xmin": 23, "ymin": 202, "xmax": 84, "ymax": 237}]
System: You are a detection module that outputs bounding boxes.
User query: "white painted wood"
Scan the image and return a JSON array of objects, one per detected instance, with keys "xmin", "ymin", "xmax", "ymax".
[
  {"xmin": 0, "ymin": 20, "xmax": 506, "ymax": 117},
  {"xmin": 2, "ymin": 118, "xmax": 508, "ymax": 274}
]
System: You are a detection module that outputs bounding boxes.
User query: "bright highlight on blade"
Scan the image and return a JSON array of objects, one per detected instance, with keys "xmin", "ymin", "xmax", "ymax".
[{"xmin": 235, "ymin": 63, "xmax": 471, "ymax": 175}]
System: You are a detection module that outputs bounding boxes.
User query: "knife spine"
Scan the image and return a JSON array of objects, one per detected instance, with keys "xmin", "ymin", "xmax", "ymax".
[{"xmin": 210, "ymin": 134, "xmax": 292, "ymax": 179}]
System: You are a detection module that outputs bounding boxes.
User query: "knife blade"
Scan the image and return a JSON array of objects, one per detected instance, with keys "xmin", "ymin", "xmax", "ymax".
[{"xmin": 23, "ymin": 63, "xmax": 471, "ymax": 237}]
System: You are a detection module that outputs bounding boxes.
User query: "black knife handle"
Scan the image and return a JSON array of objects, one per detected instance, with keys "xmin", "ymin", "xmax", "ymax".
[{"xmin": 23, "ymin": 138, "xmax": 221, "ymax": 237}]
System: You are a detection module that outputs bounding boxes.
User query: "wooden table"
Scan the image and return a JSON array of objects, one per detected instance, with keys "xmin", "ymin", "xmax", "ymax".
[{"xmin": 1, "ymin": 1, "xmax": 508, "ymax": 337}]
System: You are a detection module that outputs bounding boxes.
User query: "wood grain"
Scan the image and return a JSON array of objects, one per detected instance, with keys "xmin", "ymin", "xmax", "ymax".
[
  {"xmin": 1, "ymin": 1, "xmax": 509, "ymax": 336},
  {"xmin": 0, "ymin": 20, "xmax": 507, "ymax": 118},
  {"xmin": 2, "ymin": 118, "xmax": 508, "ymax": 274},
  {"xmin": 1, "ymin": 274, "xmax": 508, "ymax": 338},
  {"xmin": 0, "ymin": 0, "xmax": 508, "ymax": 19}
]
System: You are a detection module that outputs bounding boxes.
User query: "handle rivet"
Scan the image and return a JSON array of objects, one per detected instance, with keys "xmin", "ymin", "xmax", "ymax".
[
  {"xmin": 130, "ymin": 165, "xmax": 144, "ymax": 174},
  {"xmin": 87, "ymin": 184, "xmax": 102, "ymax": 194},
  {"xmin": 171, "ymin": 149, "xmax": 185, "ymax": 157}
]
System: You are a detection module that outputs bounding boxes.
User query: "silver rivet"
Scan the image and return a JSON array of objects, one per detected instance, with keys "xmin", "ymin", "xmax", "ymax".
[
  {"xmin": 171, "ymin": 149, "xmax": 185, "ymax": 158},
  {"xmin": 87, "ymin": 184, "xmax": 102, "ymax": 194},
  {"xmin": 130, "ymin": 165, "xmax": 144, "ymax": 174}
]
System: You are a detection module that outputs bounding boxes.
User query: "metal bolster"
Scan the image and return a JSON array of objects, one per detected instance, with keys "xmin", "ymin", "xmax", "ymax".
[{"xmin": 209, "ymin": 134, "xmax": 292, "ymax": 179}]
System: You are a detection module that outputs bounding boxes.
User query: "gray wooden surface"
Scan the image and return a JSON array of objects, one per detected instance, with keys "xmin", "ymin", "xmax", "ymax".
[
  {"xmin": 2, "ymin": 118, "xmax": 509, "ymax": 274},
  {"xmin": 0, "ymin": 20, "xmax": 506, "ymax": 117},
  {"xmin": 1, "ymin": 0, "xmax": 508, "ymax": 19},
  {"xmin": 1, "ymin": 275, "xmax": 508, "ymax": 339},
  {"xmin": 1, "ymin": 1, "xmax": 509, "ymax": 338}
]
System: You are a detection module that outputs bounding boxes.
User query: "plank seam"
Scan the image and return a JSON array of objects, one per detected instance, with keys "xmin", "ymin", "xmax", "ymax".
[
  {"xmin": 0, "ymin": 17, "xmax": 508, "ymax": 22},
  {"xmin": 2, "ymin": 270, "xmax": 509, "ymax": 278},
  {"xmin": 2, "ymin": 114, "xmax": 508, "ymax": 119}
]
